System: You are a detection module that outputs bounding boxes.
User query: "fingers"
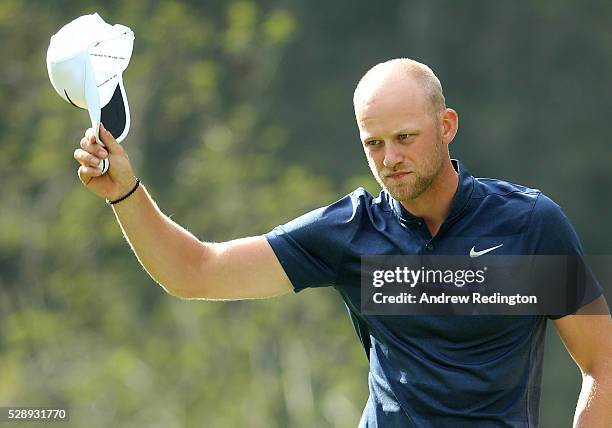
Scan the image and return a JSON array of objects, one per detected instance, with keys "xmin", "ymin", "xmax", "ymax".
[
  {"xmin": 77, "ymin": 164, "xmax": 103, "ymax": 184},
  {"xmin": 98, "ymin": 123, "xmax": 123, "ymax": 153},
  {"xmin": 76, "ymin": 124, "xmax": 130, "ymax": 186},
  {"xmin": 74, "ymin": 148, "xmax": 103, "ymax": 169},
  {"xmin": 80, "ymin": 135, "xmax": 108, "ymax": 159},
  {"xmin": 83, "ymin": 124, "xmax": 123, "ymax": 154},
  {"xmin": 85, "ymin": 127, "xmax": 97, "ymax": 144}
]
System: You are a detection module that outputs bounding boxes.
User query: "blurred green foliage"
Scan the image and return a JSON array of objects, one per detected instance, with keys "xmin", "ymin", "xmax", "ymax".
[{"xmin": 0, "ymin": 0, "xmax": 610, "ymax": 426}]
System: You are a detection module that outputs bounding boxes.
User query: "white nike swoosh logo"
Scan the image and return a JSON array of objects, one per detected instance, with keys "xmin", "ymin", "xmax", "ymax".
[{"xmin": 469, "ymin": 244, "xmax": 503, "ymax": 258}]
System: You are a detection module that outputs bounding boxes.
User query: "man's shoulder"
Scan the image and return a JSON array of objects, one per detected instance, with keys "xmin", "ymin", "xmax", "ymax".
[
  {"xmin": 466, "ymin": 176, "xmax": 546, "ymax": 227},
  {"xmin": 271, "ymin": 187, "xmax": 386, "ymax": 236},
  {"xmin": 469, "ymin": 175, "xmax": 572, "ymax": 235},
  {"xmin": 324, "ymin": 187, "xmax": 390, "ymax": 215},
  {"xmin": 472, "ymin": 176, "xmax": 541, "ymax": 202}
]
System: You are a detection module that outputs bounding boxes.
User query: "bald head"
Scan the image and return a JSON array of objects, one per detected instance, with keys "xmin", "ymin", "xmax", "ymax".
[{"xmin": 353, "ymin": 58, "xmax": 446, "ymax": 120}]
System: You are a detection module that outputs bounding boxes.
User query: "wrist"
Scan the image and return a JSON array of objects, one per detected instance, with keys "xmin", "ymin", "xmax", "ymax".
[{"xmin": 107, "ymin": 178, "xmax": 140, "ymax": 205}]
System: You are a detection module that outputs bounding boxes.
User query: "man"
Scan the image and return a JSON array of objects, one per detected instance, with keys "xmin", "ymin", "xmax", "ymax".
[{"xmin": 73, "ymin": 58, "xmax": 611, "ymax": 427}]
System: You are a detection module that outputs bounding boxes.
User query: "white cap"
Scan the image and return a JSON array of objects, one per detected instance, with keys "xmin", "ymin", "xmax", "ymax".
[{"xmin": 47, "ymin": 13, "xmax": 134, "ymax": 152}]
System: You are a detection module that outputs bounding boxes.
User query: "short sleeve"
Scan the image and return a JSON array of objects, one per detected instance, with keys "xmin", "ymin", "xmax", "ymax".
[
  {"xmin": 527, "ymin": 193, "xmax": 603, "ymax": 319},
  {"xmin": 265, "ymin": 189, "xmax": 366, "ymax": 293}
]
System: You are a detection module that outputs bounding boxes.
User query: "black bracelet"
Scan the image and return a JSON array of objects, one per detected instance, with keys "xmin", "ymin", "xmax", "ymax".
[{"xmin": 107, "ymin": 178, "xmax": 141, "ymax": 205}]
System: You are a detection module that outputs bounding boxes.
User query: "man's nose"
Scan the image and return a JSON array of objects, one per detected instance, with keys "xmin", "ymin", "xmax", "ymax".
[{"xmin": 383, "ymin": 143, "xmax": 403, "ymax": 168}]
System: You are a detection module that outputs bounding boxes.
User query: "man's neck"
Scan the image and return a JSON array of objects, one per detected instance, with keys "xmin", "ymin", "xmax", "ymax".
[{"xmin": 400, "ymin": 159, "xmax": 459, "ymax": 237}]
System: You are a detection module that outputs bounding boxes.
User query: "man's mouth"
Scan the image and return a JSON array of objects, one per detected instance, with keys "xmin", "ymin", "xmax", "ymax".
[{"xmin": 385, "ymin": 172, "xmax": 411, "ymax": 180}]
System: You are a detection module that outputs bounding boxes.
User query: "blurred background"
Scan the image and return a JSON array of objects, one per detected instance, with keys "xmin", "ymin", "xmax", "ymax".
[{"xmin": 1, "ymin": 0, "xmax": 610, "ymax": 426}]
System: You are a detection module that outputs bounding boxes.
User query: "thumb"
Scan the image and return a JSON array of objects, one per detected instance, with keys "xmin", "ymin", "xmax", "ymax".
[{"xmin": 99, "ymin": 123, "xmax": 123, "ymax": 153}]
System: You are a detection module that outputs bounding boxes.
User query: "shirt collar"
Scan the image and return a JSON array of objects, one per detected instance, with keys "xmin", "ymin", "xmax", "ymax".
[{"xmin": 389, "ymin": 159, "xmax": 474, "ymax": 224}]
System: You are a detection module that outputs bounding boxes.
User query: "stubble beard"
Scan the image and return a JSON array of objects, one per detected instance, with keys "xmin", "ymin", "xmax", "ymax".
[{"xmin": 371, "ymin": 136, "xmax": 445, "ymax": 202}]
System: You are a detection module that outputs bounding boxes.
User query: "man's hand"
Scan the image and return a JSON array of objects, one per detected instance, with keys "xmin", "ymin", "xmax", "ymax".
[{"xmin": 73, "ymin": 123, "xmax": 137, "ymax": 201}]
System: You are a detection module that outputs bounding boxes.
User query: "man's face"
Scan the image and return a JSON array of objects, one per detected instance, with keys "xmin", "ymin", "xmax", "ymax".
[{"xmin": 355, "ymin": 79, "xmax": 446, "ymax": 202}]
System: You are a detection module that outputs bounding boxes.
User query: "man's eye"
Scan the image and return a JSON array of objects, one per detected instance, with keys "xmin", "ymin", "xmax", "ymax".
[
  {"xmin": 398, "ymin": 133, "xmax": 409, "ymax": 140},
  {"xmin": 365, "ymin": 140, "xmax": 382, "ymax": 146}
]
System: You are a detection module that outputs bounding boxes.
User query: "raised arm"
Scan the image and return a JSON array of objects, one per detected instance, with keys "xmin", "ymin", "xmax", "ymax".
[{"xmin": 73, "ymin": 124, "xmax": 293, "ymax": 300}]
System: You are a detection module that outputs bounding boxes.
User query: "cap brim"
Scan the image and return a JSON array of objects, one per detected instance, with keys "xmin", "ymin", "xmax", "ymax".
[
  {"xmin": 84, "ymin": 59, "xmax": 130, "ymax": 145},
  {"xmin": 84, "ymin": 56, "xmax": 102, "ymax": 144}
]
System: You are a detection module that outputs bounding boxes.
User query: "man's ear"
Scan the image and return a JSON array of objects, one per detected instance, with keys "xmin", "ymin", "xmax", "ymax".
[{"xmin": 441, "ymin": 108, "xmax": 459, "ymax": 145}]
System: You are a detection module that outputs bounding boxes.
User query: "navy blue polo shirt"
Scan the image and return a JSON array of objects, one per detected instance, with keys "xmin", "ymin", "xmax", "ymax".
[{"xmin": 265, "ymin": 160, "xmax": 601, "ymax": 427}]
